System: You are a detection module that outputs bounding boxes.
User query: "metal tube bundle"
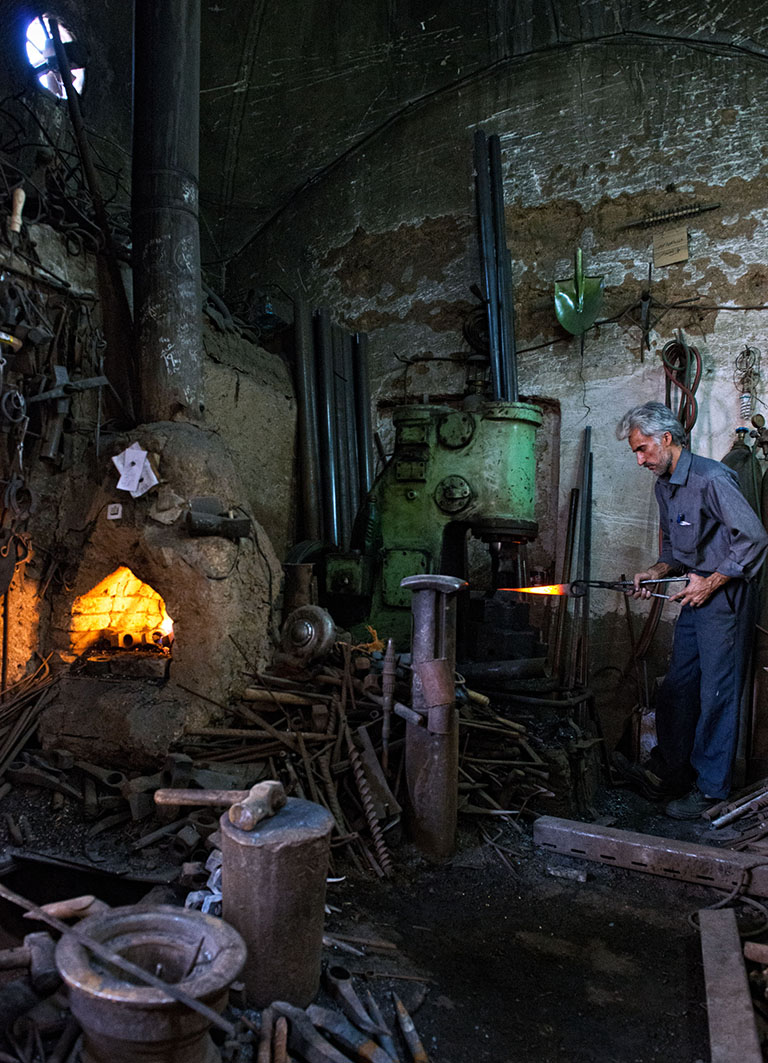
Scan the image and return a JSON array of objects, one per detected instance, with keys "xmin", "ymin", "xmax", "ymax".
[
  {"xmin": 473, "ymin": 129, "xmax": 519, "ymax": 401},
  {"xmin": 308, "ymin": 309, "xmax": 373, "ymax": 550}
]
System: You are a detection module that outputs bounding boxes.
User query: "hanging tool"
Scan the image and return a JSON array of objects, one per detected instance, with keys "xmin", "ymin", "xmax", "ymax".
[
  {"xmin": 554, "ymin": 248, "xmax": 604, "ymax": 335},
  {"xmin": 7, "ymin": 188, "xmax": 25, "ymax": 251},
  {"xmin": 504, "ymin": 577, "xmax": 690, "ymax": 599},
  {"xmin": 620, "ymin": 200, "xmax": 720, "ymax": 230},
  {"xmin": 27, "ymin": 367, "xmax": 110, "ymax": 464}
]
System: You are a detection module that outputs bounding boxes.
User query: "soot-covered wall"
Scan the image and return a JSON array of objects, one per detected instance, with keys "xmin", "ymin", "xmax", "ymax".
[{"xmin": 226, "ymin": 0, "xmax": 768, "ymax": 732}]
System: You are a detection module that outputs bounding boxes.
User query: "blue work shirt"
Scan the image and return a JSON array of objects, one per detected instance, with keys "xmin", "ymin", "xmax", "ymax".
[{"xmin": 655, "ymin": 448, "xmax": 768, "ymax": 579}]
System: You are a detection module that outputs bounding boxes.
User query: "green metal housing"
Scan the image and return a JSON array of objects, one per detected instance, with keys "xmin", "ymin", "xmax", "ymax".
[{"xmin": 328, "ymin": 400, "xmax": 542, "ymax": 646}]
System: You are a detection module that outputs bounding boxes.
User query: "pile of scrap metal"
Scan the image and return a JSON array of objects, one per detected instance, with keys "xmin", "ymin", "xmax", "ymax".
[
  {"xmin": 177, "ymin": 643, "xmax": 556, "ymax": 876},
  {"xmin": 703, "ymin": 777, "xmax": 768, "ymax": 851},
  {"xmin": 0, "ymin": 884, "xmax": 427, "ymax": 1063},
  {"xmin": 252, "ymin": 971, "xmax": 430, "ymax": 1063},
  {"xmin": 0, "ymin": 644, "xmax": 557, "ymax": 883}
]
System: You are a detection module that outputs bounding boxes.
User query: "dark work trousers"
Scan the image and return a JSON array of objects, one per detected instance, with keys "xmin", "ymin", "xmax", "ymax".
[{"xmin": 652, "ymin": 579, "xmax": 756, "ymax": 798}]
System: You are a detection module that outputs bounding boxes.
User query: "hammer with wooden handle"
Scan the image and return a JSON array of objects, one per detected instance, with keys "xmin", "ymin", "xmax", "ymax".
[{"xmin": 154, "ymin": 779, "xmax": 287, "ymax": 831}]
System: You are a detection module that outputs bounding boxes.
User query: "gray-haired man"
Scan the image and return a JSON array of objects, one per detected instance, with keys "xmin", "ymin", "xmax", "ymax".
[{"xmin": 614, "ymin": 401, "xmax": 768, "ymax": 818}]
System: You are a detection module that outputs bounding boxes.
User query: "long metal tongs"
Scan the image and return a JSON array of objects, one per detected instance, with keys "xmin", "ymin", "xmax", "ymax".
[{"xmin": 572, "ymin": 577, "xmax": 690, "ymax": 599}]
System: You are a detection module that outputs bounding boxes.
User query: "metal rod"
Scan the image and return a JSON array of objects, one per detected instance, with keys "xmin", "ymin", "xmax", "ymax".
[
  {"xmin": 314, "ymin": 308, "xmax": 340, "ymax": 546},
  {"xmin": 488, "ymin": 134, "xmax": 518, "ymax": 401},
  {"xmin": 0, "ymin": 881, "xmax": 235, "ymax": 1036},
  {"xmin": 553, "ymin": 488, "xmax": 578, "ymax": 682},
  {"xmin": 294, "ymin": 298, "xmax": 323, "ymax": 542},
  {"xmin": 1, "ymin": 591, "xmax": 8, "ymax": 699},
  {"xmin": 473, "ymin": 130, "xmax": 502, "ymax": 399},
  {"xmin": 332, "ymin": 324, "xmax": 351, "ymax": 549},
  {"xmin": 353, "ymin": 332, "xmax": 375, "ymax": 499},
  {"xmin": 341, "ymin": 330, "xmax": 360, "ymax": 534}
]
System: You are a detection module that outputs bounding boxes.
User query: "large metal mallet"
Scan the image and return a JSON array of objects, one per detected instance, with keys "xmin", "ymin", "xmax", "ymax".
[{"xmin": 153, "ymin": 779, "xmax": 287, "ymax": 830}]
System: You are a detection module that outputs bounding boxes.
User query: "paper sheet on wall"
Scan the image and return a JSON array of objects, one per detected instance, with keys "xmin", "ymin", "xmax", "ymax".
[
  {"xmin": 653, "ymin": 227, "xmax": 689, "ymax": 268},
  {"xmin": 112, "ymin": 442, "xmax": 159, "ymax": 497}
]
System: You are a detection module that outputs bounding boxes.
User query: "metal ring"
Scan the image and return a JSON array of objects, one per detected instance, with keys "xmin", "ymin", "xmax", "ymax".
[{"xmin": 1, "ymin": 390, "xmax": 26, "ymax": 423}]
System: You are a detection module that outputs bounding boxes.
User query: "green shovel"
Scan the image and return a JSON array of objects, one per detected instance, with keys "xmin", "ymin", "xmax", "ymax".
[{"xmin": 554, "ymin": 248, "xmax": 605, "ymax": 335}]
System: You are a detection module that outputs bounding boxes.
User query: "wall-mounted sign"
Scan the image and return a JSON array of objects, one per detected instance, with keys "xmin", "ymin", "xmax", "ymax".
[{"xmin": 653, "ymin": 227, "xmax": 689, "ymax": 268}]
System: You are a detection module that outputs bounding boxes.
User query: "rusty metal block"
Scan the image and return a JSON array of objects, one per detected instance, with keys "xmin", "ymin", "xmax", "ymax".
[{"xmin": 533, "ymin": 816, "xmax": 768, "ymax": 897}]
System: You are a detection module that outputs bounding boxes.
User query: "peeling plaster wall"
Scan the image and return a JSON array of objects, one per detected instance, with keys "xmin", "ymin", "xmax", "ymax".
[{"xmin": 230, "ymin": 13, "xmax": 768, "ymax": 720}]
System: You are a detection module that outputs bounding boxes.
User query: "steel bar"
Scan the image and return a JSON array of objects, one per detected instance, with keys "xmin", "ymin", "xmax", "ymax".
[
  {"xmin": 314, "ymin": 308, "xmax": 341, "ymax": 546},
  {"xmin": 332, "ymin": 324, "xmax": 352, "ymax": 550},
  {"xmin": 258, "ymin": 1006, "xmax": 274, "ymax": 1063},
  {"xmin": 712, "ymin": 789, "xmax": 768, "ymax": 829},
  {"xmin": 294, "ymin": 298, "xmax": 323, "ymax": 542},
  {"xmin": 487, "ymin": 133, "xmax": 517, "ymax": 401},
  {"xmin": 473, "ymin": 130, "xmax": 502, "ymax": 399},
  {"xmin": 341, "ymin": 330, "xmax": 360, "ymax": 532},
  {"xmin": 0, "ymin": 882, "xmax": 235, "ymax": 1036},
  {"xmin": 324, "ymin": 964, "xmax": 389, "ymax": 1038},
  {"xmin": 306, "ymin": 1004, "xmax": 395, "ymax": 1063},
  {"xmin": 353, "ymin": 332, "xmax": 375, "ymax": 498},
  {"xmin": 699, "ymin": 908, "xmax": 762, "ymax": 1063},
  {"xmin": 365, "ymin": 990, "xmax": 401, "ymax": 1063},
  {"xmin": 392, "ymin": 994, "xmax": 429, "ymax": 1063},
  {"xmin": 534, "ymin": 816, "xmax": 768, "ymax": 896}
]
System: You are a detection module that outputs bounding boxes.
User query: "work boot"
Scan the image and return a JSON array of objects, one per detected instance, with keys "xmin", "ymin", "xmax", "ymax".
[
  {"xmin": 665, "ymin": 786, "xmax": 721, "ymax": 821},
  {"xmin": 610, "ymin": 751, "xmax": 686, "ymax": 802}
]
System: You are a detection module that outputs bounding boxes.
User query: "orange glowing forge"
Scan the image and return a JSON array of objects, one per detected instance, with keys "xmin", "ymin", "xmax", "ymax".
[
  {"xmin": 500, "ymin": 584, "xmax": 572, "ymax": 596},
  {"xmin": 70, "ymin": 566, "xmax": 174, "ymax": 654}
]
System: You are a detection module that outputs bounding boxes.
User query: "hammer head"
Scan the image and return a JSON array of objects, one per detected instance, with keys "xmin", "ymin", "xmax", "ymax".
[{"xmin": 227, "ymin": 780, "xmax": 287, "ymax": 831}]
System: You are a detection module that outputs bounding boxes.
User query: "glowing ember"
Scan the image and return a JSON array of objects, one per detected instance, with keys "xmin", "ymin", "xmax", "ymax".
[
  {"xmin": 500, "ymin": 584, "xmax": 571, "ymax": 596},
  {"xmin": 70, "ymin": 566, "xmax": 174, "ymax": 654}
]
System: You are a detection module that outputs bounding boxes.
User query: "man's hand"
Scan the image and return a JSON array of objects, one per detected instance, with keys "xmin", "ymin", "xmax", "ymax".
[
  {"xmin": 630, "ymin": 564, "xmax": 673, "ymax": 599},
  {"xmin": 670, "ymin": 571, "xmax": 728, "ymax": 608}
]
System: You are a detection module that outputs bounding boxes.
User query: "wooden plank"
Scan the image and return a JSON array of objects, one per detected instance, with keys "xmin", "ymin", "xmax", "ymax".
[{"xmin": 698, "ymin": 908, "xmax": 762, "ymax": 1063}]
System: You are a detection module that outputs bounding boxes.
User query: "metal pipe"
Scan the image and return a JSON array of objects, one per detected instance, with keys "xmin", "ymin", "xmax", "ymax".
[
  {"xmin": 401, "ymin": 574, "xmax": 466, "ymax": 860},
  {"xmin": 132, "ymin": 0, "xmax": 204, "ymax": 422},
  {"xmin": 473, "ymin": 130, "xmax": 502, "ymax": 400},
  {"xmin": 331, "ymin": 325, "xmax": 352, "ymax": 548},
  {"xmin": 322, "ymin": 966, "xmax": 388, "ymax": 1038},
  {"xmin": 553, "ymin": 488, "xmax": 579, "ymax": 680},
  {"xmin": 314, "ymin": 308, "xmax": 340, "ymax": 546},
  {"xmin": 488, "ymin": 134, "xmax": 518, "ymax": 401},
  {"xmin": 341, "ymin": 329, "xmax": 360, "ymax": 533},
  {"xmin": 353, "ymin": 332, "xmax": 375, "ymax": 499},
  {"xmin": 294, "ymin": 299, "xmax": 323, "ymax": 542}
]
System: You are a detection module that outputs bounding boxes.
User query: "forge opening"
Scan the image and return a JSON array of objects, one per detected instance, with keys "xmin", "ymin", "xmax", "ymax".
[{"xmin": 69, "ymin": 566, "xmax": 174, "ymax": 657}]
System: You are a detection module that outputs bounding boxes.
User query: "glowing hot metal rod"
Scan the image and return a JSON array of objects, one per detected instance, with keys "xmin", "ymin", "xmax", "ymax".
[{"xmin": 503, "ymin": 577, "xmax": 690, "ymax": 600}]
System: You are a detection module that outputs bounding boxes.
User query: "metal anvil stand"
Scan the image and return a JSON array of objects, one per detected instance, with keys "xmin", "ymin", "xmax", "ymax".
[{"xmin": 401, "ymin": 574, "xmax": 467, "ymax": 860}]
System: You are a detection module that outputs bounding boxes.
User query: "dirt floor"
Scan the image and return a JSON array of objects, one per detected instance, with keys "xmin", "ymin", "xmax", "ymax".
[
  {"xmin": 324, "ymin": 785, "xmax": 721, "ymax": 1063},
  {"xmin": 0, "ymin": 776, "xmax": 760, "ymax": 1062}
]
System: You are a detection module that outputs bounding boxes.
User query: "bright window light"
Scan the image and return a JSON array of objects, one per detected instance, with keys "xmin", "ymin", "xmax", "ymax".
[{"xmin": 26, "ymin": 15, "xmax": 85, "ymax": 98}]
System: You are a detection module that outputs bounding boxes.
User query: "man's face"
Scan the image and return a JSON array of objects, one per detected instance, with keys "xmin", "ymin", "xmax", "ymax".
[{"xmin": 628, "ymin": 428, "xmax": 674, "ymax": 477}]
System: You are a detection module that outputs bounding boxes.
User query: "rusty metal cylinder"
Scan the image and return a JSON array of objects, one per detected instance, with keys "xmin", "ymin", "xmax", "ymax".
[
  {"xmin": 220, "ymin": 797, "xmax": 334, "ymax": 1008},
  {"xmin": 402, "ymin": 575, "xmax": 465, "ymax": 862},
  {"xmin": 55, "ymin": 905, "xmax": 245, "ymax": 1063}
]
